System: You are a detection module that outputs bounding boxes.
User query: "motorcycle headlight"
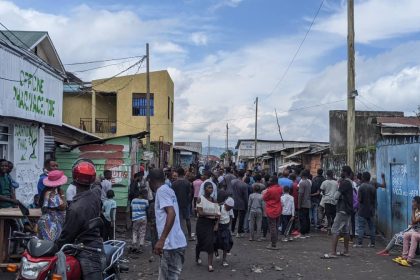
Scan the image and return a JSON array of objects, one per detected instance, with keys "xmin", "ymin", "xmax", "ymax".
[{"xmin": 20, "ymin": 257, "xmax": 49, "ymax": 279}]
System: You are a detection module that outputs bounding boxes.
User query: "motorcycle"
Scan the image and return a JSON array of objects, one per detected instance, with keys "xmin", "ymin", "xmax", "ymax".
[{"xmin": 12, "ymin": 217, "xmax": 128, "ymax": 280}]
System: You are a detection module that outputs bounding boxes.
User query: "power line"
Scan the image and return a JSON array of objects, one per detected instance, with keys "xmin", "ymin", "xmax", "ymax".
[
  {"xmin": 0, "ymin": 22, "xmax": 62, "ymax": 82},
  {"xmin": 263, "ymin": 0, "xmax": 325, "ymax": 100},
  {"xmin": 65, "ymin": 55, "xmax": 146, "ymax": 66},
  {"xmin": 358, "ymin": 94, "xmax": 386, "ymax": 110},
  {"xmin": 72, "ymin": 59, "xmax": 140, "ymax": 73}
]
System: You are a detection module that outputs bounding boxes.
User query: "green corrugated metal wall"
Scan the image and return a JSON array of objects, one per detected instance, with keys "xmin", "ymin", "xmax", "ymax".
[{"xmin": 55, "ymin": 136, "xmax": 138, "ymax": 207}]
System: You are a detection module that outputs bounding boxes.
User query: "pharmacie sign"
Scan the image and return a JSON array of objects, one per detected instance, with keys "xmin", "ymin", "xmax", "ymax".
[{"xmin": 0, "ymin": 48, "xmax": 63, "ymax": 125}]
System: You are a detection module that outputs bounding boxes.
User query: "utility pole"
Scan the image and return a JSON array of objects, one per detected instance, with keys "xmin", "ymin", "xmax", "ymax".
[
  {"xmin": 254, "ymin": 97, "xmax": 258, "ymax": 166},
  {"xmin": 146, "ymin": 43, "xmax": 151, "ymax": 151},
  {"xmin": 347, "ymin": 0, "xmax": 356, "ymax": 171},
  {"xmin": 207, "ymin": 135, "xmax": 210, "ymax": 164},
  {"xmin": 274, "ymin": 108, "xmax": 285, "ymax": 148},
  {"xmin": 226, "ymin": 123, "xmax": 229, "ymax": 166}
]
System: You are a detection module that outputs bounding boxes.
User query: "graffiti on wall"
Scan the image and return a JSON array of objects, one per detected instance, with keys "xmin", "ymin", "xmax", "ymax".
[
  {"xmin": 14, "ymin": 124, "xmax": 38, "ymax": 163},
  {"xmin": 15, "ymin": 166, "xmax": 39, "ymax": 205},
  {"xmin": 12, "ymin": 124, "xmax": 41, "ymax": 205}
]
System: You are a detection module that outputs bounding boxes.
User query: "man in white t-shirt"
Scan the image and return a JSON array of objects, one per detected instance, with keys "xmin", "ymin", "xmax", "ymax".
[
  {"xmin": 101, "ymin": 170, "xmax": 113, "ymax": 202},
  {"xmin": 149, "ymin": 169, "xmax": 187, "ymax": 280},
  {"xmin": 66, "ymin": 183, "xmax": 77, "ymax": 206}
]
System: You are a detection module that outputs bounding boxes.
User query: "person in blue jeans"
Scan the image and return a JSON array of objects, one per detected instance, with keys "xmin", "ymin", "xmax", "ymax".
[
  {"xmin": 354, "ymin": 171, "xmax": 376, "ymax": 248},
  {"xmin": 149, "ymin": 169, "xmax": 187, "ymax": 280}
]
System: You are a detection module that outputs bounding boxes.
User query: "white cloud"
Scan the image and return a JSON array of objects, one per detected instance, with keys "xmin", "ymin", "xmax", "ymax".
[
  {"xmin": 2, "ymin": 0, "xmax": 420, "ymax": 148},
  {"xmin": 314, "ymin": 0, "xmax": 420, "ymax": 43},
  {"xmin": 191, "ymin": 32, "xmax": 208, "ymax": 46},
  {"xmin": 153, "ymin": 42, "xmax": 186, "ymax": 54},
  {"xmin": 210, "ymin": 0, "xmax": 244, "ymax": 12}
]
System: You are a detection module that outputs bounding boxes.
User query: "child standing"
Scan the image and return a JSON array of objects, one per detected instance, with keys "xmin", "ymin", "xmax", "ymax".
[
  {"xmin": 281, "ymin": 186, "xmax": 295, "ymax": 241},
  {"xmin": 214, "ymin": 197, "xmax": 235, "ymax": 267},
  {"xmin": 102, "ymin": 190, "xmax": 117, "ymax": 241},
  {"xmin": 131, "ymin": 189, "xmax": 149, "ymax": 253},
  {"xmin": 248, "ymin": 183, "xmax": 264, "ymax": 241}
]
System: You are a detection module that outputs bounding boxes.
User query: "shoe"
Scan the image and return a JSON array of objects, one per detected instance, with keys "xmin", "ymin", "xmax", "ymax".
[
  {"xmin": 266, "ymin": 244, "xmax": 280, "ymax": 250},
  {"xmin": 353, "ymin": 244, "xmax": 363, "ymax": 248},
  {"xmin": 288, "ymin": 237, "xmax": 294, "ymax": 242},
  {"xmin": 196, "ymin": 258, "xmax": 202, "ymax": 265},
  {"xmin": 294, "ymin": 234, "xmax": 302, "ymax": 239},
  {"xmin": 222, "ymin": 261, "xmax": 229, "ymax": 267},
  {"xmin": 291, "ymin": 230, "xmax": 300, "ymax": 236},
  {"xmin": 338, "ymin": 237, "xmax": 344, "ymax": 242},
  {"xmin": 376, "ymin": 250, "xmax": 390, "ymax": 256},
  {"xmin": 257, "ymin": 238, "xmax": 262, "ymax": 242},
  {"xmin": 208, "ymin": 265, "xmax": 214, "ymax": 272},
  {"xmin": 249, "ymin": 238, "xmax": 254, "ymax": 241},
  {"xmin": 368, "ymin": 243, "xmax": 375, "ymax": 248},
  {"xmin": 282, "ymin": 238, "xmax": 289, "ymax": 242},
  {"xmin": 148, "ymin": 256, "xmax": 155, "ymax": 262}
]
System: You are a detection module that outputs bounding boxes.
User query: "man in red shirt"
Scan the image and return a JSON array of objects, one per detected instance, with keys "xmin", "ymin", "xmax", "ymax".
[{"xmin": 263, "ymin": 176, "xmax": 283, "ymax": 250}]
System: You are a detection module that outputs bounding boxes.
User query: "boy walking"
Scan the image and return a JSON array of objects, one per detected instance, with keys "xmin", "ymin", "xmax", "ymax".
[
  {"xmin": 281, "ymin": 186, "xmax": 295, "ymax": 241},
  {"xmin": 131, "ymin": 189, "xmax": 149, "ymax": 253},
  {"xmin": 102, "ymin": 190, "xmax": 117, "ymax": 241},
  {"xmin": 248, "ymin": 183, "xmax": 264, "ymax": 241}
]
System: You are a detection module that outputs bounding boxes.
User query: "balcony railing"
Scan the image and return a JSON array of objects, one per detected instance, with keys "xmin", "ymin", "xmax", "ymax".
[{"xmin": 80, "ymin": 118, "xmax": 117, "ymax": 134}]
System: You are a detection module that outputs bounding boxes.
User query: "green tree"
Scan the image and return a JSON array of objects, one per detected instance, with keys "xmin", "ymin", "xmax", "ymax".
[{"xmin": 220, "ymin": 149, "xmax": 233, "ymax": 160}]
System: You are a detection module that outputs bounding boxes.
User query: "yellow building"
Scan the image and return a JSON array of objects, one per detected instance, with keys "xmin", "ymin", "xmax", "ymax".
[{"xmin": 63, "ymin": 70, "xmax": 174, "ymax": 165}]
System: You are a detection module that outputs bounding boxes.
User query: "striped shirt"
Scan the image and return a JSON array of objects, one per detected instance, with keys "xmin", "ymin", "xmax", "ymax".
[{"xmin": 131, "ymin": 198, "xmax": 149, "ymax": 221}]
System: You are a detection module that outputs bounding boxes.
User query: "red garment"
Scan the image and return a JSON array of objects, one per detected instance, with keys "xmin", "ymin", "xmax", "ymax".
[
  {"xmin": 291, "ymin": 181, "xmax": 299, "ymax": 211},
  {"xmin": 262, "ymin": 184, "xmax": 283, "ymax": 218}
]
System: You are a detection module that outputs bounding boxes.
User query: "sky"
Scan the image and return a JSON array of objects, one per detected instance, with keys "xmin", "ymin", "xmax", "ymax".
[{"xmin": 2, "ymin": 0, "xmax": 420, "ymax": 148}]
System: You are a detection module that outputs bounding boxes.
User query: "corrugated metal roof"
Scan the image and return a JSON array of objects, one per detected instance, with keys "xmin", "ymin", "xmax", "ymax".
[
  {"xmin": 284, "ymin": 148, "xmax": 311, "ymax": 159},
  {"xmin": 0, "ymin": 31, "xmax": 47, "ymax": 49},
  {"xmin": 377, "ymin": 117, "xmax": 420, "ymax": 127}
]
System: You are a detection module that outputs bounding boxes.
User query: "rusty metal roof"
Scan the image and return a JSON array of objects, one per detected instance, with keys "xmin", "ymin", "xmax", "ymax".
[{"xmin": 377, "ymin": 117, "xmax": 420, "ymax": 127}]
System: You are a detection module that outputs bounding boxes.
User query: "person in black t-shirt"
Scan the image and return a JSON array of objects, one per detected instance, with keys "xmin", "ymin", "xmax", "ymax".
[
  {"xmin": 354, "ymin": 172, "xmax": 376, "ymax": 247},
  {"xmin": 322, "ymin": 165, "xmax": 353, "ymax": 259}
]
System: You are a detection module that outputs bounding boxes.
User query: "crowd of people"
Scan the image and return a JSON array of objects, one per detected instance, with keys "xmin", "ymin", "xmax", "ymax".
[
  {"xmin": 125, "ymin": 161, "xmax": 420, "ymax": 278},
  {"xmin": 2, "ymin": 157, "xmax": 420, "ymax": 279}
]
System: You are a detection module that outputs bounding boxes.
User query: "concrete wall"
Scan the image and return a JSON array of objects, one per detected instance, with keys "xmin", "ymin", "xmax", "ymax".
[
  {"xmin": 93, "ymin": 70, "xmax": 174, "ymax": 144},
  {"xmin": 329, "ymin": 110, "xmax": 403, "ymax": 155},
  {"xmin": 376, "ymin": 136, "xmax": 420, "ymax": 238}
]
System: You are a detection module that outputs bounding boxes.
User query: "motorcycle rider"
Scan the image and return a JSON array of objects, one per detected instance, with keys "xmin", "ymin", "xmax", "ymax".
[{"xmin": 55, "ymin": 160, "xmax": 106, "ymax": 280}]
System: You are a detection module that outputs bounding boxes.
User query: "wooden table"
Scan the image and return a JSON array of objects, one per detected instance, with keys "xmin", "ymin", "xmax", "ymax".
[{"xmin": 0, "ymin": 208, "xmax": 41, "ymax": 266}]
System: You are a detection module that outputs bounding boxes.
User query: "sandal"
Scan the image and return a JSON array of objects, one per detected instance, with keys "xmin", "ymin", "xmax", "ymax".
[
  {"xmin": 208, "ymin": 265, "xmax": 214, "ymax": 272},
  {"xmin": 337, "ymin": 251, "xmax": 350, "ymax": 257},
  {"xmin": 321, "ymin": 253, "xmax": 338, "ymax": 259},
  {"xmin": 392, "ymin": 257, "xmax": 403, "ymax": 264},
  {"xmin": 376, "ymin": 250, "xmax": 390, "ymax": 256},
  {"xmin": 399, "ymin": 259, "xmax": 413, "ymax": 267}
]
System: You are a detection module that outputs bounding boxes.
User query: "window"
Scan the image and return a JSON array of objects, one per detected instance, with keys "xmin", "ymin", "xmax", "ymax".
[
  {"xmin": 171, "ymin": 101, "xmax": 174, "ymax": 123},
  {"xmin": 132, "ymin": 93, "xmax": 154, "ymax": 116},
  {"xmin": 167, "ymin": 97, "xmax": 170, "ymax": 120},
  {"xmin": 0, "ymin": 125, "xmax": 10, "ymax": 159}
]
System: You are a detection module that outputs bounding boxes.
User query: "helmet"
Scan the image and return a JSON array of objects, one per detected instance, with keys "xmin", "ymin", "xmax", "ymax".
[{"xmin": 72, "ymin": 160, "xmax": 96, "ymax": 185}]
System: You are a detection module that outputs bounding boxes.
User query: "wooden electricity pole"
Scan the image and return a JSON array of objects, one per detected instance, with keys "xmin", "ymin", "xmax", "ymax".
[
  {"xmin": 347, "ymin": 0, "xmax": 356, "ymax": 171},
  {"xmin": 146, "ymin": 43, "xmax": 151, "ymax": 151},
  {"xmin": 254, "ymin": 97, "xmax": 258, "ymax": 166}
]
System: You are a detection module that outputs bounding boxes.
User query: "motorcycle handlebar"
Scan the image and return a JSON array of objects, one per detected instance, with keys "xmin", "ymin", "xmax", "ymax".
[{"xmin": 61, "ymin": 243, "xmax": 102, "ymax": 253}]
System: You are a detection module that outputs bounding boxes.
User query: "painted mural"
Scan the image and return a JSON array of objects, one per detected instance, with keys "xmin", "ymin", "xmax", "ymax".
[{"xmin": 55, "ymin": 136, "xmax": 133, "ymax": 207}]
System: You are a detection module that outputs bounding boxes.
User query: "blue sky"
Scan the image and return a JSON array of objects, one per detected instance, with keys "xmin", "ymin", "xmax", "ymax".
[{"xmin": 2, "ymin": 0, "xmax": 420, "ymax": 147}]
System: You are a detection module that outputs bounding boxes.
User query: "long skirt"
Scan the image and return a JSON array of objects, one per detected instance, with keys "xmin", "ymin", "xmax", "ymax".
[
  {"xmin": 196, "ymin": 217, "xmax": 216, "ymax": 255},
  {"xmin": 214, "ymin": 223, "xmax": 233, "ymax": 251}
]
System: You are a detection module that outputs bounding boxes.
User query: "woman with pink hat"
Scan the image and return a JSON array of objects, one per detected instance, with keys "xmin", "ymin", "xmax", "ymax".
[{"xmin": 37, "ymin": 170, "xmax": 68, "ymax": 241}]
